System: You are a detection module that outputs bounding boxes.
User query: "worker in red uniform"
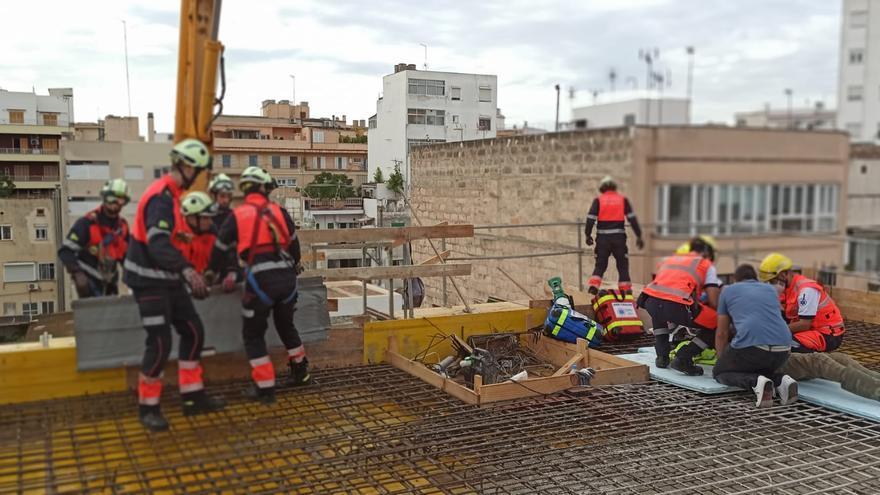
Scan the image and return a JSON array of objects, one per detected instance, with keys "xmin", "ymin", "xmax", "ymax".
[
  {"xmin": 210, "ymin": 166, "xmax": 308, "ymax": 404},
  {"xmin": 758, "ymin": 253, "xmax": 845, "ymax": 353},
  {"xmin": 124, "ymin": 139, "xmax": 226, "ymax": 432},
  {"xmin": 584, "ymin": 176, "xmax": 644, "ymax": 294},
  {"xmin": 208, "ymin": 173, "xmax": 234, "ymax": 229},
  {"xmin": 637, "ymin": 236, "xmax": 721, "ymax": 375},
  {"xmin": 179, "ymin": 191, "xmax": 238, "ymax": 291},
  {"xmin": 58, "ymin": 179, "xmax": 130, "ymax": 298}
]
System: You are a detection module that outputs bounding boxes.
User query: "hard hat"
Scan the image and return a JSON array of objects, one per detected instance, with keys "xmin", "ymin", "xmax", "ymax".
[
  {"xmin": 758, "ymin": 253, "xmax": 793, "ymax": 282},
  {"xmin": 689, "ymin": 235, "xmax": 718, "ymax": 261},
  {"xmin": 101, "ymin": 178, "xmax": 130, "ymax": 204},
  {"xmin": 698, "ymin": 235, "xmax": 717, "ymax": 252},
  {"xmin": 180, "ymin": 191, "xmax": 218, "ymax": 217},
  {"xmin": 170, "ymin": 138, "xmax": 212, "ymax": 169},
  {"xmin": 209, "ymin": 173, "xmax": 234, "ymax": 193},
  {"xmin": 598, "ymin": 175, "xmax": 617, "ymax": 192},
  {"xmin": 239, "ymin": 166, "xmax": 274, "ymax": 191},
  {"xmin": 675, "ymin": 242, "xmax": 691, "ymax": 255}
]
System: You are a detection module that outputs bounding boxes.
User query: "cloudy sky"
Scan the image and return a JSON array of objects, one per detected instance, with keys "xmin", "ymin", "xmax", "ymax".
[{"xmin": 4, "ymin": 0, "xmax": 841, "ymax": 134}]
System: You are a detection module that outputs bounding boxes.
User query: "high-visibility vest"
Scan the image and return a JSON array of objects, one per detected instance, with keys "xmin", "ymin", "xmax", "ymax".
[
  {"xmin": 783, "ymin": 274, "xmax": 844, "ymax": 336},
  {"xmin": 183, "ymin": 232, "xmax": 216, "ymax": 274},
  {"xmin": 85, "ymin": 207, "xmax": 129, "ymax": 262},
  {"xmin": 131, "ymin": 175, "xmax": 186, "ymax": 245},
  {"xmin": 597, "ymin": 190, "xmax": 625, "ymax": 222},
  {"xmin": 642, "ymin": 253, "xmax": 711, "ymax": 305},
  {"xmin": 233, "ymin": 193, "xmax": 291, "ymax": 258}
]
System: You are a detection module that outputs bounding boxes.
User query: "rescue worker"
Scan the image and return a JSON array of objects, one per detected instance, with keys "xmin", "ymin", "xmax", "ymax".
[
  {"xmin": 637, "ymin": 236, "xmax": 721, "ymax": 375},
  {"xmin": 208, "ymin": 173, "xmax": 234, "ymax": 229},
  {"xmin": 758, "ymin": 253, "xmax": 845, "ymax": 353},
  {"xmin": 584, "ymin": 176, "xmax": 644, "ymax": 294},
  {"xmin": 211, "ymin": 166, "xmax": 309, "ymax": 404},
  {"xmin": 124, "ymin": 139, "xmax": 225, "ymax": 431},
  {"xmin": 179, "ymin": 191, "xmax": 238, "ymax": 290},
  {"xmin": 58, "ymin": 179, "xmax": 130, "ymax": 298}
]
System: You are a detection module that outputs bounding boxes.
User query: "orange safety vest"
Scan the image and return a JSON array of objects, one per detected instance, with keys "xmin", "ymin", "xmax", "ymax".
[
  {"xmin": 783, "ymin": 274, "xmax": 844, "ymax": 336},
  {"xmin": 183, "ymin": 232, "xmax": 216, "ymax": 274},
  {"xmin": 642, "ymin": 253, "xmax": 712, "ymax": 305},
  {"xmin": 597, "ymin": 190, "xmax": 625, "ymax": 222},
  {"xmin": 85, "ymin": 207, "xmax": 129, "ymax": 262},
  {"xmin": 233, "ymin": 193, "xmax": 291, "ymax": 258},
  {"xmin": 131, "ymin": 175, "xmax": 188, "ymax": 252}
]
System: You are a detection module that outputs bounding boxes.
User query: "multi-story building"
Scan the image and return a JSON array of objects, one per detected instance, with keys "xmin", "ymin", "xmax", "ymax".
[
  {"xmin": 367, "ymin": 64, "xmax": 498, "ymax": 183},
  {"xmin": 0, "ymin": 88, "xmax": 73, "ymax": 320},
  {"xmin": 847, "ymin": 143, "xmax": 880, "ymax": 276},
  {"xmin": 735, "ymin": 103, "xmax": 836, "ymax": 131},
  {"xmin": 837, "ymin": 0, "xmax": 880, "ymax": 142},
  {"xmin": 211, "ymin": 100, "xmax": 368, "ymax": 224},
  {"xmin": 571, "ymin": 97, "xmax": 690, "ymax": 129}
]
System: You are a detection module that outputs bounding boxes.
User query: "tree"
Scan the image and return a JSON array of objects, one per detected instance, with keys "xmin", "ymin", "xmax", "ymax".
[
  {"xmin": 0, "ymin": 172, "xmax": 14, "ymax": 198},
  {"xmin": 372, "ymin": 168, "xmax": 385, "ymax": 183},
  {"xmin": 303, "ymin": 172, "xmax": 355, "ymax": 199},
  {"xmin": 386, "ymin": 164, "xmax": 404, "ymax": 195}
]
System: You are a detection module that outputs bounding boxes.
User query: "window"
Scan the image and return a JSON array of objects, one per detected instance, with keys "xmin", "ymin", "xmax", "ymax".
[
  {"xmin": 851, "ymin": 10, "xmax": 868, "ymax": 28},
  {"xmin": 34, "ymin": 225, "xmax": 48, "ymax": 241},
  {"xmin": 153, "ymin": 166, "xmax": 170, "ymax": 179},
  {"xmin": 336, "ymin": 157, "xmax": 347, "ymax": 170},
  {"xmin": 0, "ymin": 225, "xmax": 10, "ymax": 240},
  {"xmin": 327, "ymin": 223, "xmax": 335, "ymax": 229},
  {"xmin": 289, "ymin": 156, "xmax": 298, "ymax": 168},
  {"xmin": 40, "ymin": 301, "xmax": 55, "ymax": 315},
  {"xmin": 408, "ymin": 138, "xmax": 446, "ymax": 149},
  {"xmin": 850, "ymin": 48, "xmax": 865, "ymax": 64},
  {"xmin": 8, "ymin": 110, "xmax": 24, "ymax": 124},
  {"xmin": 368, "ymin": 116, "xmax": 377, "ymax": 129},
  {"xmin": 408, "ymin": 79, "xmax": 445, "ymax": 96},
  {"xmin": 36, "ymin": 208, "xmax": 45, "ymax": 217},
  {"xmin": 427, "ymin": 109, "xmax": 445, "ymax": 126},
  {"xmin": 862, "ymin": 164, "xmax": 868, "ymax": 174},
  {"xmin": 248, "ymin": 155, "xmax": 258, "ymax": 166},
  {"xmin": 313, "ymin": 131, "xmax": 324, "ymax": 143},
  {"xmin": 38, "ymin": 262, "xmax": 55, "ymax": 280},
  {"xmin": 623, "ymin": 114, "xmax": 636, "ymax": 126},
  {"xmin": 124, "ymin": 165, "xmax": 144, "ymax": 180},
  {"xmin": 22, "ymin": 303, "xmax": 38, "ymax": 318},
  {"xmin": 221, "ymin": 154, "xmax": 231, "ymax": 168},
  {"xmin": 848, "ymin": 85, "xmax": 864, "ymax": 101},
  {"xmin": 3, "ymin": 303, "xmax": 14, "ymax": 316},
  {"xmin": 451, "ymin": 87, "xmax": 461, "ymax": 101},
  {"xmin": 314, "ymin": 156, "xmax": 325, "ymax": 169},
  {"xmin": 479, "ymin": 87, "xmax": 492, "ymax": 102},
  {"xmin": 276, "ymin": 178, "xmax": 297, "ymax": 187},
  {"xmin": 4, "ymin": 263, "xmax": 36, "ymax": 283},
  {"xmin": 42, "ymin": 113, "xmax": 58, "ymax": 126},
  {"xmin": 408, "ymin": 108, "xmax": 426, "ymax": 124},
  {"xmin": 478, "ymin": 117, "xmax": 491, "ymax": 131},
  {"xmin": 66, "ymin": 162, "xmax": 110, "ymax": 180},
  {"xmin": 452, "ymin": 115, "xmax": 460, "ymax": 124},
  {"xmin": 272, "ymin": 155, "xmax": 281, "ymax": 169}
]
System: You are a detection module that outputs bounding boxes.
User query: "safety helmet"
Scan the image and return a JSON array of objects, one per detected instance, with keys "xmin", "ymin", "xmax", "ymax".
[
  {"xmin": 209, "ymin": 173, "xmax": 234, "ymax": 193},
  {"xmin": 180, "ymin": 191, "xmax": 218, "ymax": 217},
  {"xmin": 598, "ymin": 175, "xmax": 617, "ymax": 192},
  {"xmin": 170, "ymin": 138, "xmax": 212, "ymax": 169},
  {"xmin": 675, "ymin": 242, "xmax": 691, "ymax": 255},
  {"xmin": 689, "ymin": 235, "xmax": 718, "ymax": 261},
  {"xmin": 758, "ymin": 253, "xmax": 793, "ymax": 282},
  {"xmin": 101, "ymin": 178, "xmax": 130, "ymax": 204},
  {"xmin": 239, "ymin": 166, "xmax": 274, "ymax": 192}
]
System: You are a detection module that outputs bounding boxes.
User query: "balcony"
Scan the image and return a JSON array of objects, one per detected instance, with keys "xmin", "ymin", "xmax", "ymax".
[
  {"xmin": 304, "ymin": 198, "xmax": 364, "ymax": 211},
  {"xmin": 213, "ymin": 137, "xmax": 311, "ymax": 151},
  {"xmin": 0, "ymin": 148, "xmax": 60, "ymax": 162}
]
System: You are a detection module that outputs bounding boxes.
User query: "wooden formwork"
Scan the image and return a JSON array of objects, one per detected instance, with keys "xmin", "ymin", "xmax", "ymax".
[{"xmin": 386, "ymin": 333, "xmax": 649, "ymax": 406}]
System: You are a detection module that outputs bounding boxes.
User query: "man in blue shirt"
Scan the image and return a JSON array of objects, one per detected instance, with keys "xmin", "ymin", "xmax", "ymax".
[{"xmin": 713, "ymin": 264, "xmax": 797, "ymax": 408}]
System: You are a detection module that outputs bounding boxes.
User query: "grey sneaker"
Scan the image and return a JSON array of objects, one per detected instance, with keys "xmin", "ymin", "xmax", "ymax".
[{"xmin": 776, "ymin": 375, "xmax": 798, "ymax": 406}]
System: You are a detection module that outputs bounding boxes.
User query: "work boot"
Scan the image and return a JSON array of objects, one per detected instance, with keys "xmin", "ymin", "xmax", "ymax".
[
  {"xmin": 587, "ymin": 286, "xmax": 599, "ymax": 296},
  {"xmin": 181, "ymin": 390, "xmax": 226, "ymax": 416},
  {"xmin": 243, "ymin": 384, "xmax": 277, "ymax": 404},
  {"xmin": 139, "ymin": 405, "xmax": 169, "ymax": 432},
  {"xmin": 286, "ymin": 358, "xmax": 312, "ymax": 387},
  {"xmin": 654, "ymin": 335, "xmax": 671, "ymax": 368},
  {"xmin": 670, "ymin": 343, "xmax": 704, "ymax": 376}
]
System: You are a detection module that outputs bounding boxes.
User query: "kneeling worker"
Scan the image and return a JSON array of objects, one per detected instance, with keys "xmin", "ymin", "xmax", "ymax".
[
  {"xmin": 713, "ymin": 264, "xmax": 797, "ymax": 408},
  {"xmin": 758, "ymin": 253, "xmax": 845, "ymax": 353},
  {"xmin": 211, "ymin": 166, "xmax": 309, "ymax": 404}
]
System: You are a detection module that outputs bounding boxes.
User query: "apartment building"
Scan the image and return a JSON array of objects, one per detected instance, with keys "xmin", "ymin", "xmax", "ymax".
[
  {"xmin": 0, "ymin": 88, "xmax": 73, "ymax": 320},
  {"xmin": 735, "ymin": 103, "xmax": 836, "ymax": 131},
  {"xmin": 571, "ymin": 97, "xmax": 690, "ymax": 129},
  {"xmin": 837, "ymin": 0, "xmax": 880, "ymax": 142}
]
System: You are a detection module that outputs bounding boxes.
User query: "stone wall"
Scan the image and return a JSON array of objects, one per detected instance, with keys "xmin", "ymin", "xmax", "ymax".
[{"xmin": 410, "ymin": 129, "xmax": 636, "ymax": 306}]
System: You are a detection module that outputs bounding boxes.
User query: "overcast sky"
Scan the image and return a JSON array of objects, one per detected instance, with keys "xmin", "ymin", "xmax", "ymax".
[{"xmin": 3, "ymin": 0, "xmax": 841, "ymax": 134}]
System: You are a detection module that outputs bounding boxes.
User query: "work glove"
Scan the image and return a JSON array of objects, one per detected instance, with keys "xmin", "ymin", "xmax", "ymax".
[
  {"xmin": 636, "ymin": 237, "xmax": 645, "ymax": 250},
  {"xmin": 585, "ymin": 236, "xmax": 594, "ymax": 247},
  {"xmin": 73, "ymin": 271, "xmax": 91, "ymax": 298},
  {"xmin": 182, "ymin": 267, "xmax": 209, "ymax": 300},
  {"xmin": 295, "ymin": 262, "xmax": 305, "ymax": 275},
  {"xmin": 221, "ymin": 272, "xmax": 237, "ymax": 293}
]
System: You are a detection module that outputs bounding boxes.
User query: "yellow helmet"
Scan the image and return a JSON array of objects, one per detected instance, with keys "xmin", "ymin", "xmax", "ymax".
[
  {"xmin": 180, "ymin": 191, "xmax": 218, "ymax": 217},
  {"xmin": 171, "ymin": 138, "xmax": 212, "ymax": 169},
  {"xmin": 698, "ymin": 235, "xmax": 717, "ymax": 251},
  {"xmin": 675, "ymin": 242, "xmax": 691, "ymax": 255},
  {"xmin": 758, "ymin": 253, "xmax": 793, "ymax": 282}
]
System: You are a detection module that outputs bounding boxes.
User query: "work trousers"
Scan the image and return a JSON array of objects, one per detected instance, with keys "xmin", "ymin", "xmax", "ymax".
[
  {"xmin": 242, "ymin": 269, "xmax": 303, "ymax": 361},
  {"xmin": 638, "ymin": 294, "xmax": 715, "ymax": 358},
  {"xmin": 791, "ymin": 331, "xmax": 844, "ymax": 353},
  {"xmin": 781, "ymin": 352, "xmax": 880, "ymax": 400},
  {"xmin": 591, "ymin": 234, "xmax": 630, "ymax": 283},
  {"xmin": 712, "ymin": 346, "xmax": 790, "ymax": 389},
  {"xmin": 135, "ymin": 285, "xmax": 205, "ymax": 378}
]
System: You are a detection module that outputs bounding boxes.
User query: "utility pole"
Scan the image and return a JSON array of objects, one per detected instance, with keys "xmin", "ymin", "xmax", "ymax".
[
  {"xmin": 289, "ymin": 74, "xmax": 296, "ymax": 118},
  {"xmin": 784, "ymin": 88, "xmax": 794, "ymax": 129},
  {"xmin": 686, "ymin": 46, "xmax": 695, "ymax": 123},
  {"xmin": 639, "ymin": 48, "xmax": 659, "ymax": 125},
  {"xmin": 420, "ymin": 43, "xmax": 428, "ymax": 70},
  {"xmin": 554, "ymin": 84, "xmax": 561, "ymax": 132},
  {"xmin": 122, "ymin": 20, "xmax": 132, "ymax": 117}
]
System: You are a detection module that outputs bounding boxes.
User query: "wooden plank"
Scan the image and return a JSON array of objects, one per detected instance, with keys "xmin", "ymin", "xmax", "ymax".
[
  {"xmin": 302, "ymin": 263, "xmax": 471, "ymax": 282},
  {"xmin": 478, "ymin": 374, "xmax": 578, "ymax": 403},
  {"xmin": 525, "ymin": 334, "xmax": 579, "ymax": 366},
  {"xmin": 300, "ymin": 251, "xmax": 327, "ymax": 263},
  {"xmin": 418, "ymin": 250, "xmax": 451, "ymax": 266},
  {"xmin": 385, "ymin": 336, "xmax": 479, "ymax": 405},
  {"xmin": 326, "ymin": 298, "xmax": 339, "ymax": 312},
  {"xmin": 553, "ymin": 354, "xmax": 584, "ymax": 376},
  {"xmin": 590, "ymin": 363, "xmax": 650, "ymax": 386},
  {"xmin": 298, "ymin": 224, "xmax": 474, "ymax": 245}
]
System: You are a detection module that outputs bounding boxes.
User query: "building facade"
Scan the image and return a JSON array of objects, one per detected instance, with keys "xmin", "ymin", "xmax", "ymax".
[
  {"xmin": 847, "ymin": 143, "xmax": 880, "ymax": 276},
  {"xmin": 837, "ymin": 0, "xmax": 880, "ymax": 142},
  {"xmin": 367, "ymin": 64, "xmax": 498, "ymax": 184},
  {"xmin": 735, "ymin": 103, "xmax": 836, "ymax": 131},
  {"xmin": 0, "ymin": 88, "xmax": 73, "ymax": 319},
  {"xmin": 409, "ymin": 127, "xmax": 849, "ymax": 305},
  {"xmin": 571, "ymin": 98, "xmax": 690, "ymax": 129}
]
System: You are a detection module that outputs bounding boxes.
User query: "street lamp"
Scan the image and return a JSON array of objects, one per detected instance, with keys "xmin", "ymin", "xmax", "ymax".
[{"xmin": 784, "ymin": 88, "xmax": 793, "ymax": 129}]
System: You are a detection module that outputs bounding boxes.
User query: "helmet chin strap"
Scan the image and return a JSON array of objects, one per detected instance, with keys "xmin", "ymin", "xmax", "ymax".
[{"xmin": 176, "ymin": 163, "xmax": 203, "ymax": 190}]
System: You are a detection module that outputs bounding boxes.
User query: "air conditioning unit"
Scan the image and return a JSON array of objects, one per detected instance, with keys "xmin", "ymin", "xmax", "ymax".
[
  {"xmin": 27, "ymin": 283, "xmax": 40, "ymax": 291},
  {"xmin": 29, "ymin": 137, "xmax": 40, "ymax": 147}
]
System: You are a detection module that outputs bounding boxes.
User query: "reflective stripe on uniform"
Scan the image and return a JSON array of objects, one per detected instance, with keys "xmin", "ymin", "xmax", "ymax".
[
  {"xmin": 551, "ymin": 308, "xmax": 570, "ymax": 336},
  {"xmin": 178, "ymin": 360, "xmax": 204, "ymax": 393},
  {"xmin": 642, "ymin": 283, "xmax": 694, "ymax": 301},
  {"xmin": 248, "ymin": 260, "xmax": 294, "ymax": 275},
  {"xmin": 250, "ymin": 355, "xmax": 276, "ymax": 389},
  {"xmin": 214, "ymin": 239, "xmax": 231, "ymax": 251},
  {"xmin": 147, "ymin": 226, "xmax": 170, "ymax": 241},
  {"xmin": 586, "ymin": 214, "xmax": 598, "ymax": 220},
  {"xmin": 63, "ymin": 238, "xmax": 82, "ymax": 251},
  {"xmin": 626, "ymin": 212, "xmax": 637, "ymax": 218},
  {"xmin": 124, "ymin": 258, "xmax": 178, "ymax": 280},
  {"xmin": 77, "ymin": 260, "xmax": 106, "ymax": 280},
  {"xmin": 142, "ymin": 315, "xmax": 166, "ymax": 327},
  {"xmin": 242, "ymin": 308, "xmax": 255, "ymax": 318},
  {"xmin": 596, "ymin": 228, "xmax": 626, "ymax": 234}
]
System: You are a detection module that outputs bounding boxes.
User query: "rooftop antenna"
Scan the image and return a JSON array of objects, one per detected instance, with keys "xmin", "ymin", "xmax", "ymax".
[
  {"xmin": 608, "ymin": 67, "xmax": 617, "ymax": 92},
  {"xmin": 419, "ymin": 43, "xmax": 428, "ymax": 70},
  {"xmin": 122, "ymin": 20, "xmax": 132, "ymax": 117}
]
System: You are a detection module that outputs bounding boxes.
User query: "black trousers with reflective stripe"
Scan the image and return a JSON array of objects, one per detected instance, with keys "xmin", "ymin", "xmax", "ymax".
[
  {"xmin": 242, "ymin": 269, "xmax": 302, "ymax": 360},
  {"xmin": 592, "ymin": 234, "xmax": 630, "ymax": 282},
  {"xmin": 134, "ymin": 285, "xmax": 205, "ymax": 378}
]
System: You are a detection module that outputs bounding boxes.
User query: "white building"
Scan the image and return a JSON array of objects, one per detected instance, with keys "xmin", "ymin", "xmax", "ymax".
[
  {"xmin": 735, "ymin": 103, "xmax": 836, "ymax": 131},
  {"xmin": 571, "ymin": 97, "xmax": 690, "ymax": 129},
  {"xmin": 0, "ymin": 88, "xmax": 74, "ymax": 127},
  {"xmin": 837, "ymin": 0, "xmax": 880, "ymax": 142},
  {"xmin": 367, "ymin": 63, "xmax": 498, "ymax": 183}
]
